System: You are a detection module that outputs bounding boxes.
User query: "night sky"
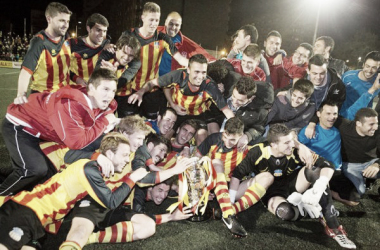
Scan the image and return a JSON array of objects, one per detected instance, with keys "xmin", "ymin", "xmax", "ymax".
[{"xmin": 1, "ymin": 0, "xmax": 380, "ymax": 62}]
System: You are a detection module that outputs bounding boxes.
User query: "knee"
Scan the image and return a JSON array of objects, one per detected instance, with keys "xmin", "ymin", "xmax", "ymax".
[
  {"xmin": 132, "ymin": 214, "xmax": 156, "ymax": 239},
  {"xmin": 212, "ymin": 159, "xmax": 224, "ymax": 173},
  {"xmin": 304, "ymin": 167, "xmax": 321, "ymax": 183},
  {"xmin": 275, "ymin": 202, "xmax": 300, "ymax": 221},
  {"xmin": 255, "ymin": 172, "xmax": 274, "ymax": 189},
  {"xmin": 29, "ymin": 165, "xmax": 48, "ymax": 179}
]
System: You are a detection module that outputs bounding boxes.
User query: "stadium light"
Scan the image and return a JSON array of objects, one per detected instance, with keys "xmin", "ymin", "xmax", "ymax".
[{"xmin": 310, "ymin": 0, "xmax": 344, "ymax": 44}]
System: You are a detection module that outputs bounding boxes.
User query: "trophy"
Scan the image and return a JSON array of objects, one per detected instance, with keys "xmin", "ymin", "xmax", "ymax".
[{"xmin": 168, "ymin": 156, "xmax": 216, "ymax": 220}]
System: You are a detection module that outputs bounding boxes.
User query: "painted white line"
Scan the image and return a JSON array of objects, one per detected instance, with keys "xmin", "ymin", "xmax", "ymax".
[{"xmin": 0, "ymin": 72, "xmax": 19, "ymax": 75}]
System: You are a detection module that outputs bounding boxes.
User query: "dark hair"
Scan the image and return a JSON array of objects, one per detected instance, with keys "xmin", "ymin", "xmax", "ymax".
[
  {"xmin": 239, "ymin": 24, "xmax": 258, "ymax": 43},
  {"xmin": 160, "ymin": 175, "xmax": 178, "ymax": 187},
  {"xmin": 45, "ymin": 2, "xmax": 72, "ymax": 17},
  {"xmin": 292, "ymin": 79, "xmax": 314, "ymax": 99},
  {"xmin": 88, "ymin": 68, "xmax": 117, "ymax": 90},
  {"xmin": 207, "ymin": 61, "xmax": 228, "ymax": 83},
  {"xmin": 364, "ymin": 51, "xmax": 380, "ymax": 64},
  {"xmin": 159, "ymin": 107, "xmax": 177, "ymax": 119},
  {"xmin": 308, "ymin": 54, "xmax": 328, "ymax": 70},
  {"xmin": 243, "ymin": 43, "xmax": 261, "ymax": 60},
  {"xmin": 354, "ymin": 108, "xmax": 378, "ymax": 123},
  {"xmin": 316, "ymin": 36, "xmax": 335, "ymax": 53},
  {"xmin": 189, "ymin": 54, "xmax": 208, "ymax": 67},
  {"xmin": 299, "ymin": 43, "xmax": 314, "ymax": 59},
  {"xmin": 146, "ymin": 133, "xmax": 172, "ymax": 152},
  {"xmin": 266, "ymin": 30, "xmax": 282, "ymax": 40},
  {"xmin": 224, "ymin": 117, "xmax": 244, "ymax": 135},
  {"xmin": 317, "ymin": 100, "xmax": 339, "ymax": 112},
  {"xmin": 143, "ymin": 2, "xmax": 160, "ymax": 13},
  {"xmin": 267, "ymin": 124, "xmax": 291, "ymax": 144},
  {"xmin": 116, "ymin": 35, "xmax": 141, "ymax": 57},
  {"xmin": 178, "ymin": 119, "xmax": 200, "ymax": 132},
  {"xmin": 86, "ymin": 13, "xmax": 109, "ymax": 29},
  {"xmin": 233, "ymin": 76, "xmax": 256, "ymax": 98}
]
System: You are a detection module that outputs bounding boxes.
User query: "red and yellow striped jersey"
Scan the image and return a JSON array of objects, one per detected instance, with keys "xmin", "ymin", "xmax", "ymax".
[
  {"xmin": 11, "ymin": 159, "xmax": 135, "ymax": 233},
  {"xmin": 122, "ymin": 28, "xmax": 178, "ymax": 93},
  {"xmin": 22, "ymin": 31, "xmax": 71, "ymax": 92},
  {"xmin": 69, "ymin": 37, "xmax": 109, "ymax": 83},
  {"xmin": 95, "ymin": 50, "xmax": 141, "ymax": 96},
  {"xmin": 197, "ymin": 133, "xmax": 251, "ymax": 181},
  {"xmin": 158, "ymin": 70, "xmax": 227, "ymax": 115}
]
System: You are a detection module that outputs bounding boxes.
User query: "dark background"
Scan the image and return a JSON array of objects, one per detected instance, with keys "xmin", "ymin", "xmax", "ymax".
[{"xmin": 1, "ymin": 0, "xmax": 380, "ymax": 67}]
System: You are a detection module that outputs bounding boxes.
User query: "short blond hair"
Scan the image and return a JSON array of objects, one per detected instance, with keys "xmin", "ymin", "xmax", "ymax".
[
  {"xmin": 143, "ymin": 2, "xmax": 160, "ymax": 14},
  {"xmin": 118, "ymin": 115, "xmax": 153, "ymax": 136},
  {"xmin": 99, "ymin": 132, "xmax": 130, "ymax": 154}
]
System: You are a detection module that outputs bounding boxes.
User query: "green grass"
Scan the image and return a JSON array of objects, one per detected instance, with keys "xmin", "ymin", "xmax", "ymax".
[{"xmin": 0, "ymin": 68, "xmax": 379, "ymax": 250}]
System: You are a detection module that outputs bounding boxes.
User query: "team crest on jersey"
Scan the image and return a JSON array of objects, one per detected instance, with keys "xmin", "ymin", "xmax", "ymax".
[
  {"xmin": 79, "ymin": 199, "xmax": 91, "ymax": 207},
  {"xmin": 9, "ymin": 227, "xmax": 24, "ymax": 241},
  {"xmin": 83, "ymin": 53, "xmax": 88, "ymax": 59},
  {"xmin": 273, "ymin": 169, "xmax": 283, "ymax": 177},
  {"xmin": 154, "ymin": 41, "xmax": 159, "ymax": 49},
  {"xmin": 51, "ymin": 49, "xmax": 57, "ymax": 56}
]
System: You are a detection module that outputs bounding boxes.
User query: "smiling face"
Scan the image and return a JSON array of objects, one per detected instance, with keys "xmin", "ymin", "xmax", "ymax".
[
  {"xmin": 108, "ymin": 143, "xmax": 131, "ymax": 173},
  {"xmin": 292, "ymin": 46, "xmax": 311, "ymax": 66},
  {"xmin": 317, "ymin": 105, "xmax": 338, "ymax": 129},
  {"xmin": 165, "ymin": 15, "xmax": 182, "ymax": 37},
  {"xmin": 241, "ymin": 54, "xmax": 259, "ymax": 74},
  {"xmin": 124, "ymin": 131, "xmax": 146, "ymax": 152},
  {"xmin": 47, "ymin": 12, "xmax": 70, "ymax": 37},
  {"xmin": 290, "ymin": 90, "xmax": 307, "ymax": 108},
  {"xmin": 361, "ymin": 59, "xmax": 379, "ymax": 81},
  {"xmin": 187, "ymin": 62, "xmax": 207, "ymax": 87},
  {"xmin": 231, "ymin": 88, "xmax": 253, "ymax": 109},
  {"xmin": 271, "ymin": 134, "xmax": 295, "ymax": 157},
  {"xmin": 264, "ymin": 36, "xmax": 282, "ymax": 56},
  {"xmin": 176, "ymin": 124, "xmax": 196, "ymax": 146},
  {"xmin": 308, "ymin": 64, "xmax": 327, "ymax": 86},
  {"xmin": 149, "ymin": 183, "xmax": 170, "ymax": 205},
  {"xmin": 356, "ymin": 116, "xmax": 378, "ymax": 137},
  {"xmin": 115, "ymin": 45, "xmax": 135, "ymax": 66},
  {"xmin": 148, "ymin": 142, "xmax": 168, "ymax": 164},
  {"xmin": 157, "ymin": 111, "xmax": 177, "ymax": 135},
  {"xmin": 88, "ymin": 79, "xmax": 117, "ymax": 110},
  {"xmin": 141, "ymin": 12, "xmax": 160, "ymax": 36},
  {"xmin": 87, "ymin": 23, "xmax": 107, "ymax": 46},
  {"xmin": 222, "ymin": 132, "xmax": 242, "ymax": 149}
]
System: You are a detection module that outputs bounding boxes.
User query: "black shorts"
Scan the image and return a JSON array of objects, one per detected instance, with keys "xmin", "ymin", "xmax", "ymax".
[
  {"xmin": 115, "ymin": 90, "xmax": 167, "ymax": 119},
  {"xmin": 0, "ymin": 201, "xmax": 45, "ymax": 250},
  {"xmin": 71, "ymin": 196, "xmax": 137, "ymax": 231},
  {"xmin": 173, "ymin": 112, "xmax": 217, "ymax": 131},
  {"xmin": 261, "ymin": 167, "xmax": 302, "ymax": 207},
  {"xmin": 329, "ymin": 170, "xmax": 360, "ymax": 202}
]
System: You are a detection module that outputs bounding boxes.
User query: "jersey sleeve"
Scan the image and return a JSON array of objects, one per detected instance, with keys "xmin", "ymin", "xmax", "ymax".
[
  {"xmin": 64, "ymin": 135, "xmax": 104, "ymax": 164},
  {"xmin": 205, "ymin": 80, "xmax": 228, "ymax": 110},
  {"xmin": 21, "ymin": 35, "xmax": 44, "ymax": 74},
  {"xmin": 117, "ymin": 59, "xmax": 142, "ymax": 89},
  {"xmin": 158, "ymin": 70, "xmax": 183, "ymax": 88},
  {"xmin": 84, "ymin": 162, "xmax": 135, "ymax": 209},
  {"xmin": 232, "ymin": 146, "xmax": 262, "ymax": 180},
  {"xmin": 158, "ymin": 32, "xmax": 178, "ymax": 56},
  {"xmin": 197, "ymin": 133, "xmax": 219, "ymax": 156},
  {"xmin": 95, "ymin": 50, "xmax": 114, "ymax": 69},
  {"xmin": 50, "ymin": 98, "xmax": 108, "ymax": 149}
]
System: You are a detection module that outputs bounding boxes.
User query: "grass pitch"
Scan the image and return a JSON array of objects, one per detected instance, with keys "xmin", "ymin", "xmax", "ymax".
[{"xmin": 0, "ymin": 68, "xmax": 379, "ymax": 250}]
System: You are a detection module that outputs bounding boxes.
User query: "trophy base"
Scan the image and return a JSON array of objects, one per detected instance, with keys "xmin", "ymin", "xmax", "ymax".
[{"xmin": 187, "ymin": 206, "xmax": 213, "ymax": 222}]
